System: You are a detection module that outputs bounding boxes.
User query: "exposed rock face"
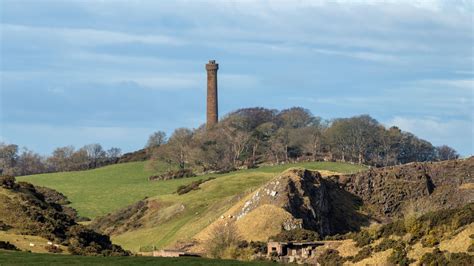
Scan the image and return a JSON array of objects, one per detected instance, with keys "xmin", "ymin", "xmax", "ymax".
[
  {"xmin": 235, "ymin": 168, "xmax": 369, "ymax": 237},
  {"xmin": 335, "ymin": 157, "xmax": 474, "ymax": 219}
]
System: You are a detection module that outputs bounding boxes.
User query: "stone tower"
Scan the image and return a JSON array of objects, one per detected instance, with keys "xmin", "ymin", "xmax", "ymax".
[{"xmin": 206, "ymin": 60, "xmax": 219, "ymax": 129}]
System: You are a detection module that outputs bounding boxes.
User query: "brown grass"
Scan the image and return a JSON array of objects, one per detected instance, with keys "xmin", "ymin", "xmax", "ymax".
[
  {"xmin": 235, "ymin": 205, "xmax": 294, "ymax": 241},
  {"xmin": 348, "ymin": 249, "xmax": 393, "ymax": 266},
  {"xmin": 0, "ymin": 231, "xmax": 68, "ymax": 253},
  {"xmin": 439, "ymin": 223, "xmax": 474, "ymax": 253},
  {"xmin": 459, "ymin": 183, "xmax": 474, "ymax": 190}
]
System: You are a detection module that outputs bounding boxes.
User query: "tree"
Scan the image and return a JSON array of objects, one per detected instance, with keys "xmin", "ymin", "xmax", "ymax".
[
  {"xmin": 16, "ymin": 148, "xmax": 46, "ymax": 176},
  {"xmin": 47, "ymin": 146, "xmax": 75, "ymax": 172},
  {"xmin": 277, "ymin": 107, "xmax": 314, "ymax": 129},
  {"xmin": 106, "ymin": 147, "xmax": 122, "ymax": 160},
  {"xmin": 146, "ymin": 131, "xmax": 167, "ymax": 149},
  {"xmin": 205, "ymin": 222, "xmax": 242, "ymax": 259},
  {"xmin": 436, "ymin": 145, "xmax": 459, "ymax": 161},
  {"xmin": 0, "ymin": 143, "xmax": 19, "ymax": 176},
  {"xmin": 153, "ymin": 128, "xmax": 193, "ymax": 169},
  {"xmin": 83, "ymin": 144, "xmax": 106, "ymax": 168}
]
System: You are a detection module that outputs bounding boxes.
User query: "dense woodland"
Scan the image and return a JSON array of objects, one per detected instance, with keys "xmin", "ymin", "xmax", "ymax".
[{"xmin": 0, "ymin": 107, "xmax": 459, "ymax": 176}]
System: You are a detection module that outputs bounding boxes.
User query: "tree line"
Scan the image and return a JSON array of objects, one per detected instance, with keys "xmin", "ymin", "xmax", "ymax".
[
  {"xmin": 0, "ymin": 143, "xmax": 121, "ymax": 176},
  {"xmin": 149, "ymin": 107, "xmax": 459, "ymax": 172},
  {"xmin": 1, "ymin": 106, "xmax": 460, "ymax": 176}
]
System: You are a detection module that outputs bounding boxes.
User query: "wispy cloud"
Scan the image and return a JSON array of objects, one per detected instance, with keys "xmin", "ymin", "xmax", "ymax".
[{"xmin": 1, "ymin": 24, "xmax": 184, "ymax": 46}]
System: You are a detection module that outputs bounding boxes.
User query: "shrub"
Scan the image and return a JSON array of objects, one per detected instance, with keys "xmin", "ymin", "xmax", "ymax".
[
  {"xmin": 0, "ymin": 241, "xmax": 19, "ymax": 251},
  {"xmin": 351, "ymin": 246, "xmax": 373, "ymax": 262},
  {"xmin": 388, "ymin": 244, "xmax": 414, "ymax": 266},
  {"xmin": 448, "ymin": 252, "xmax": 474, "ymax": 265},
  {"xmin": 0, "ymin": 220, "xmax": 12, "ymax": 231},
  {"xmin": 149, "ymin": 168, "xmax": 196, "ymax": 181},
  {"xmin": 0, "ymin": 176, "xmax": 17, "ymax": 189},
  {"xmin": 468, "ymin": 243, "xmax": 474, "ymax": 253},
  {"xmin": 421, "ymin": 230, "xmax": 441, "ymax": 247},
  {"xmin": 318, "ymin": 249, "xmax": 346, "ymax": 266},
  {"xmin": 66, "ymin": 225, "xmax": 130, "ymax": 256},
  {"xmin": 374, "ymin": 238, "xmax": 399, "ymax": 252},
  {"xmin": 352, "ymin": 230, "xmax": 373, "ymax": 247},
  {"xmin": 205, "ymin": 222, "xmax": 242, "ymax": 259},
  {"xmin": 176, "ymin": 177, "xmax": 215, "ymax": 195},
  {"xmin": 379, "ymin": 220, "xmax": 407, "ymax": 238},
  {"xmin": 420, "ymin": 249, "xmax": 474, "ymax": 266},
  {"xmin": 45, "ymin": 245, "xmax": 63, "ymax": 253},
  {"xmin": 419, "ymin": 248, "xmax": 448, "ymax": 266},
  {"xmin": 249, "ymin": 241, "xmax": 267, "ymax": 254}
]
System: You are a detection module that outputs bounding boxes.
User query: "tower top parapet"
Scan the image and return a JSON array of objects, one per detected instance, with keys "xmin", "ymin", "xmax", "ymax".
[{"xmin": 206, "ymin": 60, "xmax": 219, "ymax": 71}]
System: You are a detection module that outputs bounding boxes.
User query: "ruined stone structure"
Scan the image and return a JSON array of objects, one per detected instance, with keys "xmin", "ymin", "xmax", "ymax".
[
  {"xmin": 206, "ymin": 60, "xmax": 219, "ymax": 129},
  {"xmin": 267, "ymin": 241, "xmax": 324, "ymax": 263}
]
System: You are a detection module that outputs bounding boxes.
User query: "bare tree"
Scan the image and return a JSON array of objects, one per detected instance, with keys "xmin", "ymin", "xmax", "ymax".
[
  {"xmin": 206, "ymin": 221, "xmax": 242, "ymax": 259},
  {"xmin": 83, "ymin": 144, "xmax": 106, "ymax": 168},
  {"xmin": 47, "ymin": 146, "xmax": 75, "ymax": 172},
  {"xmin": 16, "ymin": 148, "xmax": 46, "ymax": 176},
  {"xmin": 107, "ymin": 147, "xmax": 122, "ymax": 160},
  {"xmin": 146, "ymin": 131, "xmax": 167, "ymax": 149},
  {"xmin": 153, "ymin": 128, "xmax": 193, "ymax": 169},
  {"xmin": 436, "ymin": 145, "xmax": 459, "ymax": 161}
]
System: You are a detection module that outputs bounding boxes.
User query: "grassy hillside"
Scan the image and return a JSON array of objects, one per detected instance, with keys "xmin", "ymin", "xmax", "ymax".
[
  {"xmin": 0, "ymin": 250, "xmax": 272, "ymax": 265},
  {"xmin": 18, "ymin": 161, "xmax": 365, "ymax": 219}
]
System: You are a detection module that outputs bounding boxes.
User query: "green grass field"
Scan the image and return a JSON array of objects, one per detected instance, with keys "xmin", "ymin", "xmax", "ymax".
[
  {"xmin": 17, "ymin": 161, "xmax": 366, "ymax": 251},
  {"xmin": 0, "ymin": 250, "xmax": 273, "ymax": 265},
  {"xmin": 18, "ymin": 161, "xmax": 365, "ymax": 219}
]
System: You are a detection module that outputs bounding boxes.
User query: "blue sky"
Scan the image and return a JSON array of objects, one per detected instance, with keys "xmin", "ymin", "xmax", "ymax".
[{"xmin": 0, "ymin": 0, "xmax": 473, "ymax": 156}]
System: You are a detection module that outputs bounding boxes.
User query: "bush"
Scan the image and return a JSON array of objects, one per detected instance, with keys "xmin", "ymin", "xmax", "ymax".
[
  {"xmin": 0, "ymin": 220, "xmax": 12, "ymax": 231},
  {"xmin": 0, "ymin": 176, "xmax": 17, "ymax": 189},
  {"xmin": 420, "ymin": 249, "xmax": 474, "ymax": 266},
  {"xmin": 205, "ymin": 222, "xmax": 242, "ymax": 259},
  {"xmin": 419, "ymin": 248, "xmax": 449, "ymax": 265},
  {"xmin": 0, "ymin": 241, "xmax": 19, "ymax": 251},
  {"xmin": 421, "ymin": 230, "xmax": 441, "ymax": 247},
  {"xmin": 45, "ymin": 245, "xmax": 63, "ymax": 253},
  {"xmin": 388, "ymin": 244, "xmax": 414, "ymax": 266},
  {"xmin": 379, "ymin": 220, "xmax": 407, "ymax": 238},
  {"xmin": 66, "ymin": 225, "xmax": 130, "ymax": 256},
  {"xmin": 249, "ymin": 241, "xmax": 267, "ymax": 254},
  {"xmin": 318, "ymin": 249, "xmax": 346, "ymax": 266},
  {"xmin": 149, "ymin": 168, "xmax": 196, "ymax": 181},
  {"xmin": 176, "ymin": 177, "xmax": 215, "ymax": 195},
  {"xmin": 352, "ymin": 230, "xmax": 373, "ymax": 247},
  {"xmin": 449, "ymin": 252, "xmax": 474, "ymax": 265},
  {"xmin": 374, "ymin": 238, "xmax": 399, "ymax": 252},
  {"xmin": 351, "ymin": 246, "xmax": 373, "ymax": 262}
]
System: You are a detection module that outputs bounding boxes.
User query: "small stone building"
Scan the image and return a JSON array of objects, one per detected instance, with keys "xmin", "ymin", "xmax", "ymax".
[{"xmin": 267, "ymin": 241, "xmax": 323, "ymax": 261}]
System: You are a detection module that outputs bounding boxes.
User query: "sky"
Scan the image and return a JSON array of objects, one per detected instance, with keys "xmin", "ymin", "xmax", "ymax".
[{"xmin": 0, "ymin": 0, "xmax": 473, "ymax": 156}]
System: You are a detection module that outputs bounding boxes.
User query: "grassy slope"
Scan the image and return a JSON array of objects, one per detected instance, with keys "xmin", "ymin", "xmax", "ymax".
[
  {"xmin": 18, "ymin": 161, "xmax": 364, "ymax": 219},
  {"xmin": 0, "ymin": 250, "xmax": 272, "ymax": 266},
  {"xmin": 17, "ymin": 161, "xmax": 366, "ymax": 251}
]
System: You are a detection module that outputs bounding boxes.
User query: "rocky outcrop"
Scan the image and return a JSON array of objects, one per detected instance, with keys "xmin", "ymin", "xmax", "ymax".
[
  {"xmin": 0, "ymin": 176, "xmax": 129, "ymax": 256},
  {"xmin": 234, "ymin": 168, "xmax": 369, "ymax": 237},
  {"xmin": 334, "ymin": 157, "xmax": 474, "ymax": 219}
]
